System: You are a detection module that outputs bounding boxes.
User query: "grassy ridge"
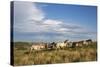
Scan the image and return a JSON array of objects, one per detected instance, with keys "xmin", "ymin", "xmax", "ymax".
[{"xmin": 13, "ymin": 42, "xmax": 97, "ymax": 66}]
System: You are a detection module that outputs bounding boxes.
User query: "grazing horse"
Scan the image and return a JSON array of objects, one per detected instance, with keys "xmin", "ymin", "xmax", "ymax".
[
  {"xmin": 83, "ymin": 39, "xmax": 92, "ymax": 46},
  {"xmin": 56, "ymin": 40, "xmax": 68, "ymax": 49}
]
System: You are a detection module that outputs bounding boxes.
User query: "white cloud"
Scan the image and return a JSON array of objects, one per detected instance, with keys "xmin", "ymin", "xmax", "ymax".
[
  {"xmin": 43, "ymin": 19, "xmax": 62, "ymax": 25},
  {"xmin": 14, "ymin": 1, "xmax": 45, "ymax": 32},
  {"xmin": 58, "ymin": 28, "xmax": 69, "ymax": 32},
  {"xmin": 14, "ymin": 1, "xmax": 45, "ymax": 21}
]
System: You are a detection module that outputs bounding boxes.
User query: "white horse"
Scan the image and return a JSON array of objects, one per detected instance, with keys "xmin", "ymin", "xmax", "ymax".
[
  {"xmin": 29, "ymin": 43, "xmax": 46, "ymax": 54},
  {"xmin": 56, "ymin": 40, "xmax": 68, "ymax": 49},
  {"xmin": 30, "ymin": 45, "xmax": 45, "ymax": 50}
]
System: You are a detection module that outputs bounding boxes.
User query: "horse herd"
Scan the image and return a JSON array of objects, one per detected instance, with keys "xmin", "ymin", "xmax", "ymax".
[{"xmin": 29, "ymin": 39, "xmax": 93, "ymax": 52}]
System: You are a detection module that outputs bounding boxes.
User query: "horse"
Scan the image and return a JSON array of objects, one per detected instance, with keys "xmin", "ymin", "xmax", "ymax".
[
  {"xmin": 76, "ymin": 41, "xmax": 84, "ymax": 47},
  {"xmin": 83, "ymin": 39, "xmax": 92, "ymax": 46},
  {"xmin": 71, "ymin": 41, "xmax": 84, "ymax": 48},
  {"xmin": 29, "ymin": 43, "xmax": 46, "ymax": 54},
  {"xmin": 56, "ymin": 40, "xmax": 68, "ymax": 49},
  {"xmin": 45, "ymin": 42, "xmax": 56, "ymax": 50},
  {"xmin": 68, "ymin": 42, "xmax": 73, "ymax": 47}
]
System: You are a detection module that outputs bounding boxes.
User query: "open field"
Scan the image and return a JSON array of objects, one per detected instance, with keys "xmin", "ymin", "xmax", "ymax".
[{"xmin": 13, "ymin": 42, "xmax": 97, "ymax": 66}]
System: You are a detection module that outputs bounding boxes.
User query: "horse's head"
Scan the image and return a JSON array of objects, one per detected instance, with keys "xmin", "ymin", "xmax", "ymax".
[
  {"xmin": 50, "ymin": 42, "xmax": 56, "ymax": 48},
  {"xmin": 64, "ymin": 40, "xmax": 68, "ymax": 43},
  {"xmin": 86, "ymin": 39, "xmax": 92, "ymax": 42}
]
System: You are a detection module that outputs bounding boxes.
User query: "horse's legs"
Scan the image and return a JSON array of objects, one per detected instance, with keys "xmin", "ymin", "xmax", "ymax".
[{"xmin": 29, "ymin": 47, "xmax": 33, "ymax": 56}]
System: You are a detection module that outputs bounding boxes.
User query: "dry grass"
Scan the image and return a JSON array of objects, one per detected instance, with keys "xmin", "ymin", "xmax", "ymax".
[{"xmin": 13, "ymin": 42, "xmax": 97, "ymax": 66}]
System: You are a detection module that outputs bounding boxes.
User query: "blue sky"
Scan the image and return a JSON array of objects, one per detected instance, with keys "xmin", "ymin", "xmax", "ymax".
[{"xmin": 13, "ymin": 1, "xmax": 97, "ymax": 42}]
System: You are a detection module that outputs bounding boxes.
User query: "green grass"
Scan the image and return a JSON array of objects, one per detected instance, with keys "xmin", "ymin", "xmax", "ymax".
[{"xmin": 13, "ymin": 42, "xmax": 97, "ymax": 66}]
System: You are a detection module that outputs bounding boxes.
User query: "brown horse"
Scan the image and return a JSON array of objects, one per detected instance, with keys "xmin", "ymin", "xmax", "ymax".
[{"xmin": 83, "ymin": 39, "xmax": 92, "ymax": 46}]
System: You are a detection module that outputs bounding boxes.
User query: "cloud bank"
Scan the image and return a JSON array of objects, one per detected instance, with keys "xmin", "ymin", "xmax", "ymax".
[{"xmin": 14, "ymin": 2, "xmax": 97, "ymax": 42}]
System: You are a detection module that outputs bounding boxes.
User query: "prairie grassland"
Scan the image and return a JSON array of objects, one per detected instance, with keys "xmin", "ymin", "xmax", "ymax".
[{"xmin": 13, "ymin": 42, "xmax": 97, "ymax": 66}]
